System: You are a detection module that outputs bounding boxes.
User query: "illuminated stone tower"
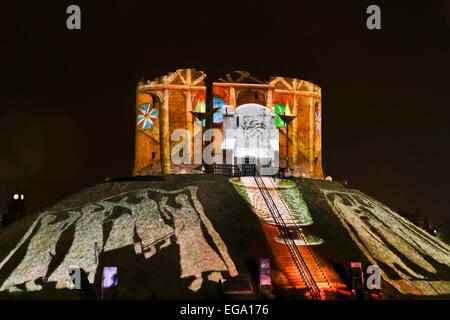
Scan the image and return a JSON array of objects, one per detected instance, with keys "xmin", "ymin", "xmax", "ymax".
[{"xmin": 134, "ymin": 69, "xmax": 323, "ymax": 179}]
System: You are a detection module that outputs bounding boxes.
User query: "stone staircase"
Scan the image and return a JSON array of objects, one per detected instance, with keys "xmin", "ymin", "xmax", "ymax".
[
  {"xmin": 240, "ymin": 176, "xmax": 300, "ymax": 227},
  {"xmin": 247, "ymin": 175, "xmax": 346, "ymax": 299},
  {"xmin": 260, "ymin": 222, "xmax": 336, "ymax": 299},
  {"xmin": 240, "ymin": 175, "xmax": 346, "ymax": 299}
]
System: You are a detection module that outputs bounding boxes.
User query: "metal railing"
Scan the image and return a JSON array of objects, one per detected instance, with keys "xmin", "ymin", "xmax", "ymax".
[
  {"xmin": 213, "ymin": 164, "xmax": 241, "ymax": 176},
  {"xmin": 253, "ymin": 172, "xmax": 321, "ymax": 300},
  {"xmin": 213, "ymin": 163, "xmax": 288, "ymax": 178}
]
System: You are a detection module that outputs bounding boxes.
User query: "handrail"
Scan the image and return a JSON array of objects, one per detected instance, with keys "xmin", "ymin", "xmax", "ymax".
[
  {"xmin": 213, "ymin": 164, "xmax": 241, "ymax": 177},
  {"xmin": 253, "ymin": 173, "xmax": 321, "ymax": 299}
]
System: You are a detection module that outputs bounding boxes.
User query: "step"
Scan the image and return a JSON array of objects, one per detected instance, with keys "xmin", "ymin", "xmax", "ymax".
[
  {"xmin": 257, "ymin": 216, "xmax": 344, "ymax": 296},
  {"xmin": 284, "ymin": 272, "xmax": 326, "ymax": 278},
  {"xmin": 284, "ymin": 270, "xmax": 326, "ymax": 276},
  {"xmin": 283, "ymin": 270, "xmax": 326, "ymax": 276}
]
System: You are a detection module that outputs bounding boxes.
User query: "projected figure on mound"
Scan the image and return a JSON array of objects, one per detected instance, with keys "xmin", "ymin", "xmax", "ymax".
[
  {"xmin": 0, "ymin": 186, "xmax": 237, "ymax": 293},
  {"xmin": 102, "ymin": 203, "xmax": 135, "ymax": 253},
  {"xmin": 159, "ymin": 192, "xmax": 238, "ymax": 292},
  {"xmin": 46, "ymin": 204, "xmax": 107, "ymax": 288},
  {"xmin": 0, "ymin": 212, "xmax": 80, "ymax": 292},
  {"xmin": 45, "ymin": 193, "xmax": 174, "ymax": 288},
  {"xmin": 132, "ymin": 193, "xmax": 174, "ymax": 259},
  {"xmin": 322, "ymin": 189, "xmax": 450, "ymax": 295}
]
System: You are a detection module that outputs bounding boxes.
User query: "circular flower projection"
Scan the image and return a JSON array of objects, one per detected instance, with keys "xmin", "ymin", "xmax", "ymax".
[
  {"xmin": 137, "ymin": 104, "xmax": 158, "ymax": 130},
  {"xmin": 194, "ymin": 97, "xmax": 226, "ymax": 126}
]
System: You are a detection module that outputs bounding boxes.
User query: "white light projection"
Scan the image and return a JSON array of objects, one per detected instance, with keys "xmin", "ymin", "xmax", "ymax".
[
  {"xmin": 1, "ymin": 212, "xmax": 81, "ymax": 292},
  {"xmin": 49, "ymin": 204, "xmax": 107, "ymax": 288},
  {"xmin": 322, "ymin": 189, "xmax": 450, "ymax": 296},
  {"xmin": 160, "ymin": 194, "xmax": 233, "ymax": 291},
  {"xmin": 0, "ymin": 186, "xmax": 237, "ymax": 293}
]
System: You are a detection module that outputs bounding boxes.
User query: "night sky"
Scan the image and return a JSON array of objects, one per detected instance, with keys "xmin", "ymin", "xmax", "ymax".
[{"xmin": 1, "ymin": 1, "xmax": 449, "ymax": 221}]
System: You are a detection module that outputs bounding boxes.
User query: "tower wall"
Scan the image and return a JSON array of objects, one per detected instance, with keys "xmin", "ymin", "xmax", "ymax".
[{"xmin": 133, "ymin": 69, "xmax": 323, "ymax": 179}]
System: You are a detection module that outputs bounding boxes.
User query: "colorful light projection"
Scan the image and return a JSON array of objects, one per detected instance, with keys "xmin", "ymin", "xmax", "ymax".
[
  {"xmin": 274, "ymin": 103, "xmax": 291, "ymax": 127},
  {"xmin": 0, "ymin": 186, "xmax": 238, "ymax": 293},
  {"xmin": 137, "ymin": 103, "xmax": 158, "ymax": 130},
  {"xmin": 322, "ymin": 189, "xmax": 450, "ymax": 296},
  {"xmin": 194, "ymin": 97, "xmax": 226, "ymax": 126},
  {"xmin": 315, "ymin": 110, "xmax": 321, "ymax": 134}
]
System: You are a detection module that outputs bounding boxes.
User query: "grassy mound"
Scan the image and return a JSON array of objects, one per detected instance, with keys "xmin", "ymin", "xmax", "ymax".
[
  {"xmin": 0, "ymin": 175, "xmax": 274, "ymax": 299},
  {"xmin": 294, "ymin": 178, "xmax": 450, "ymax": 299},
  {"xmin": 1, "ymin": 174, "xmax": 449, "ymax": 299}
]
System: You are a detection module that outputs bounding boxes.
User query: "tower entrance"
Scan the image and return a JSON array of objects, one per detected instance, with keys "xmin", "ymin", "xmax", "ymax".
[{"xmin": 241, "ymin": 156, "xmax": 256, "ymax": 176}]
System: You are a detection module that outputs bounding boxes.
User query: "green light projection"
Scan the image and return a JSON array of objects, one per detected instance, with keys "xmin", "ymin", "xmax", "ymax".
[
  {"xmin": 230, "ymin": 177, "xmax": 313, "ymax": 227},
  {"xmin": 274, "ymin": 104, "xmax": 291, "ymax": 127}
]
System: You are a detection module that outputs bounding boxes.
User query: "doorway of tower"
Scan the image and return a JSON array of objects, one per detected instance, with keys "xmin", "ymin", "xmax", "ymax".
[{"xmin": 241, "ymin": 156, "xmax": 256, "ymax": 176}]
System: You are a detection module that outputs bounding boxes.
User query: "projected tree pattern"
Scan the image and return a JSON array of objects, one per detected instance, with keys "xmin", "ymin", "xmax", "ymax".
[
  {"xmin": 322, "ymin": 189, "xmax": 450, "ymax": 296},
  {"xmin": 0, "ymin": 186, "xmax": 238, "ymax": 293}
]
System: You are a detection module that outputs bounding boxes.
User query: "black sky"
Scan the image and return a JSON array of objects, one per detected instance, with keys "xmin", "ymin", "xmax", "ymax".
[{"xmin": 1, "ymin": 1, "xmax": 449, "ymax": 221}]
